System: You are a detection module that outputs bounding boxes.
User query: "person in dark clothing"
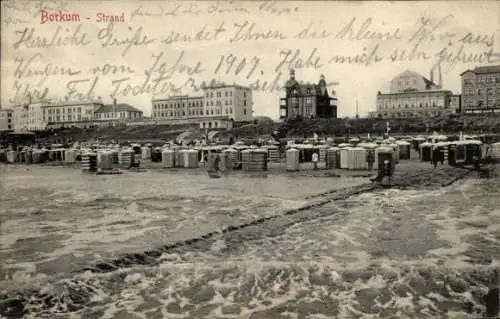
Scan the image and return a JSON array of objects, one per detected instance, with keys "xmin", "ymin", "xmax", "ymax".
[
  {"xmin": 484, "ymin": 269, "xmax": 499, "ymax": 318},
  {"xmin": 432, "ymin": 149, "xmax": 439, "ymax": 168},
  {"xmin": 203, "ymin": 151, "xmax": 209, "ymax": 167},
  {"xmin": 472, "ymin": 155, "xmax": 480, "ymax": 171},
  {"xmin": 366, "ymin": 151, "xmax": 374, "ymax": 170},
  {"xmin": 213, "ymin": 154, "xmax": 221, "ymax": 171}
]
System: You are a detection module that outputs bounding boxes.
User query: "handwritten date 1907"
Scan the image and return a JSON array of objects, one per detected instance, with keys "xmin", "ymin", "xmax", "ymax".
[{"xmin": 214, "ymin": 54, "xmax": 261, "ymax": 80}]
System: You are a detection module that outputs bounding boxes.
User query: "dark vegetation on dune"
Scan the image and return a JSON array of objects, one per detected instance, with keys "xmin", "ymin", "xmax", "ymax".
[{"xmin": 30, "ymin": 114, "xmax": 500, "ymax": 144}]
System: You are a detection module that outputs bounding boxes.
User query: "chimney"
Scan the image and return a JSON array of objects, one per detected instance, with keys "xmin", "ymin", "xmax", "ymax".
[
  {"xmin": 113, "ymin": 98, "xmax": 117, "ymax": 105},
  {"xmin": 290, "ymin": 69, "xmax": 295, "ymax": 79},
  {"xmin": 430, "ymin": 67, "xmax": 434, "ymax": 84},
  {"xmin": 438, "ymin": 62, "xmax": 443, "ymax": 89},
  {"xmin": 320, "ymin": 74, "xmax": 325, "ymax": 81}
]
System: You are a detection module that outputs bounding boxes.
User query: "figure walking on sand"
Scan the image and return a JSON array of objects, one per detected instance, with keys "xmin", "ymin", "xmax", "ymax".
[{"xmin": 312, "ymin": 151, "xmax": 319, "ymax": 170}]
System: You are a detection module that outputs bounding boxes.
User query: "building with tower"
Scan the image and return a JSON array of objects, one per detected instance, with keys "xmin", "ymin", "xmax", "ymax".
[
  {"xmin": 279, "ymin": 70, "xmax": 338, "ymax": 120},
  {"xmin": 375, "ymin": 65, "xmax": 458, "ymax": 119}
]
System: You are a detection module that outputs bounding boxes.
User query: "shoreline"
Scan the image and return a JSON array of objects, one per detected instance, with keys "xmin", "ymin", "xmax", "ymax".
[
  {"xmin": 0, "ymin": 160, "xmax": 490, "ymax": 317},
  {"xmin": 80, "ymin": 161, "xmax": 476, "ymax": 274}
]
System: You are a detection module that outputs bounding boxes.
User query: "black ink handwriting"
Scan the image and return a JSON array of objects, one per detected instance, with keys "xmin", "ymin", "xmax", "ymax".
[
  {"xmin": 145, "ymin": 51, "xmax": 205, "ymax": 79},
  {"xmin": 2, "ymin": 16, "xmax": 30, "ymax": 27},
  {"xmin": 213, "ymin": 54, "xmax": 261, "ymax": 80},
  {"xmin": 294, "ymin": 22, "xmax": 332, "ymax": 40},
  {"xmin": 9, "ymin": 80, "xmax": 49, "ymax": 104},
  {"xmin": 13, "ymin": 25, "xmax": 91, "ymax": 50},
  {"xmin": 130, "ymin": 1, "xmax": 248, "ymax": 21},
  {"xmin": 408, "ymin": 15, "xmax": 455, "ymax": 44},
  {"xmin": 14, "ymin": 53, "xmax": 82, "ymax": 87},
  {"xmin": 162, "ymin": 23, "xmax": 226, "ymax": 44},
  {"xmin": 97, "ymin": 24, "xmax": 156, "ymax": 57},
  {"xmin": 336, "ymin": 17, "xmax": 403, "ymax": 41},
  {"xmin": 207, "ymin": 1, "xmax": 248, "ymax": 14},
  {"xmin": 229, "ymin": 21, "xmax": 287, "ymax": 43},
  {"xmin": 184, "ymin": 74, "xmax": 338, "ymax": 94},
  {"xmin": 275, "ymin": 48, "xmax": 324, "ymax": 72},
  {"xmin": 329, "ymin": 44, "xmax": 383, "ymax": 66},
  {"xmin": 434, "ymin": 44, "xmax": 500, "ymax": 71},
  {"xmin": 458, "ymin": 32, "xmax": 495, "ymax": 48},
  {"xmin": 110, "ymin": 77, "xmax": 182, "ymax": 99},
  {"xmin": 108, "ymin": 51, "xmax": 204, "ymax": 98},
  {"xmin": 130, "ymin": 3, "xmax": 201, "ymax": 21},
  {"xmin": 64, "ymin": 77, "xmax": 99, "ymax": 102},
  {"xmin": 2, "ymin": 1, "xmax": 31, "ymax": 12},
  {"xmin": 388, "ymin": 43, "xmax": 431, "ymax": 62},
  {"xmin": 258, "ymin": 1, "xmax": 299, "ymax": 16},
  {"xmin": 31, "ymin": 0, "xmax": 69, "ymax": 18},
  {"xmin": 88, "ymin": 64, "xmax": 135, "ymax": 76}
]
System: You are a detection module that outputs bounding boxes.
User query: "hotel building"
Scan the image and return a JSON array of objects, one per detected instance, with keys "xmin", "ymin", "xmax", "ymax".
[
  {"xmin": 151, "ymin": 83, "xmax": 254, "ymax": 130},
  {"xmin": 43, "ymin": 101, "xmax": 103, "ymax": 124},
  {"xmin": 460, "ymin": 65, "xmax": 500, "ymax": 114},
  {"xmin": 12, "ymin": 102, "xmax": 46, "ymax": 132},
  {"xmin": 375, "ymin": 69, "xmax": 456, "ymax": 119},
  {"xmin": 0, "ymin": 109, "xmax": 14, "ymax": 131},
  {"xmin": 10, "ymin": 98, "xmax": 143, "ymax": 131},
  {"xmin": 279, "ymin": 70, "xmax": 337, "ymax": 120},
  {"xmin": 151, "ymin": 95, "xmax": 204, "ymax": 120}
]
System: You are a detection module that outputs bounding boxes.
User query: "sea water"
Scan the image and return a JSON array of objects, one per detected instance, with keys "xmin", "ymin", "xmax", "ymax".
[{"xmin": 0, "ymin": 165, "xmax": 498, "ymax": 318}]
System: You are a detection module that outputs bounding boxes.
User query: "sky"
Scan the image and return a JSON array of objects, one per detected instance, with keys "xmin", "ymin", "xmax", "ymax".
[{"xmin": 1, "ymin": 0, "xmax": 499, "ymax": 119}]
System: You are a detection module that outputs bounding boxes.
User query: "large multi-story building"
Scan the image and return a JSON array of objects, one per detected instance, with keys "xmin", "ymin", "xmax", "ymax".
[
  {"xmin": 202, "ymin": 84, "xmax": 254, "ymax": 122},
  {"xmin": 42, "ymin": 101, "xmax": 103, "ymax": 125},
  {"xmin": 12, "ymin": 102, "xmax": 46, "ymax": 131},
  {"xmin": 279, "ymin": 70, "xmax": 337, "ymax": 120},
  {"xmin": 94, "ymin": 99, "xmax": 143, "ymax": 122},
  {"xmin": 460, "ymin": 65, "xmax": 500, "ymax": 114},
  {"xmin": 151, "ymin": 95, "xmax": 204, "ymax": 120},
  {"xmin": 9, "ymin": 98, "xmax": 143, "ymax": 131},
  {"xmin": 151, "ymin": 83, "xmax": 253, "ymax": 130},
  {"xmin": 0, "ymin": 109, "xmax": 14, "ymax": 131},
  {"xmin": 375, "ymin": 69, "xmax": 456, "ymax": 118}
]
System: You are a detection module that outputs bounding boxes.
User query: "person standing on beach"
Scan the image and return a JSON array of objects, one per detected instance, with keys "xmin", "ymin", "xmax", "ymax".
[
  {"xmin": 312, "ymin": 151, "xmax": 319, "ymax": 170},
  {"xmin": 366, "ymin": 150, "xmax": 374, "ymax": 170},
  {"xmin": 432, "ymin": 148, "xmax": 439, "ymax": 169}
]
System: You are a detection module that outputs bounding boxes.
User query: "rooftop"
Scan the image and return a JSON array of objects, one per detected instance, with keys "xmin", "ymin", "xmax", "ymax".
[
  {"xmin": 202, "ymin": 81, "xmax": 251, "ymax": 90},
  {"xmin": 152, "ymin": 95, "xmax": 203, "ymax": 102},
  {"xmin": 393, "ymin": 70, "xmax": 439, "ymax": 89},
  {"xmin": 460, "ymin": 65, "xmax": 500, "ymax": 76},
  {"xmin": 40, "ymin": 101, "xmax": 104, "ymax": 108},
  {"xmin": 95, "ymin": 103, "xmax": 143, "ymax": 114},
  {"xmin": 378, "ymin": 89, "xmax": 453, "ymax": 96}
]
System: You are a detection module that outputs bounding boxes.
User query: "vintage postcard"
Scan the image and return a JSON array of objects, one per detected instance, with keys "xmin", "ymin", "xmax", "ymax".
[{"xmin": 0, "ymin": 1, "xmax": 499, "ymax": 318}]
